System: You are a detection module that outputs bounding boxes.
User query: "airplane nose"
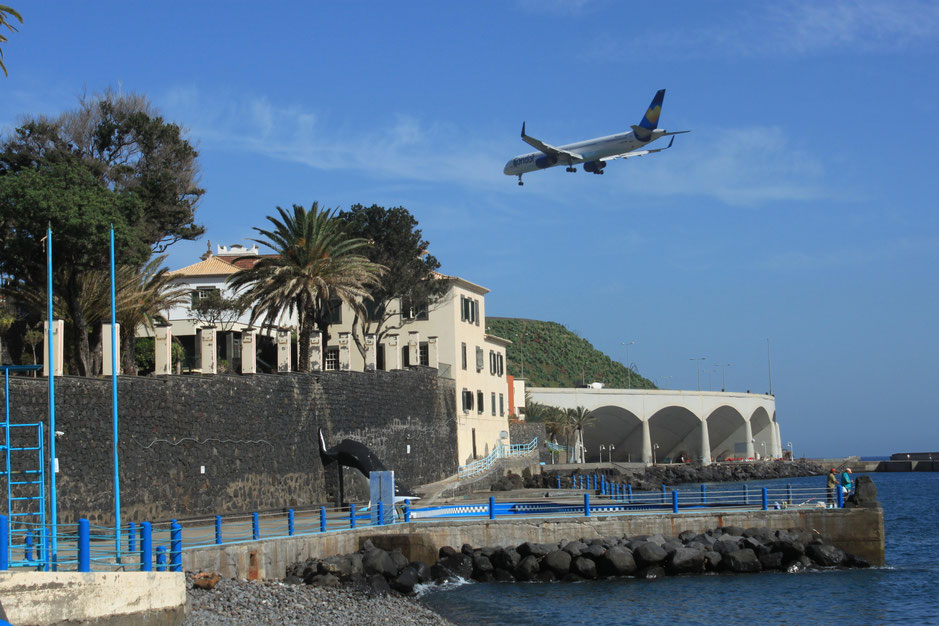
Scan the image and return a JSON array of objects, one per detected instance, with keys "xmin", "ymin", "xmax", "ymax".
[{"xmin": 503, "ymin": 161, "xmax": 513, "ymax": 175}]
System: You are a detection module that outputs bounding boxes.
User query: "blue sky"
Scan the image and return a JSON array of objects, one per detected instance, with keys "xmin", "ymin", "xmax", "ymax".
[{"xmin": 2, "ymin": 1, "xmax": 937, "ymax": 457}]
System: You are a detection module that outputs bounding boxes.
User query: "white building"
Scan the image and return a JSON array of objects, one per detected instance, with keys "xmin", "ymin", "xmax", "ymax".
[{"xmin": 150, "ymin": 244, "xmax": 511, "ymax": 465}]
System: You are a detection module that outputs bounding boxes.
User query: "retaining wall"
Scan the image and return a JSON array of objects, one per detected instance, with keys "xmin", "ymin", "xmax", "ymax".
[{"xmin": 0, "ymin": 370, "xmax": 457, "ymax": 524}]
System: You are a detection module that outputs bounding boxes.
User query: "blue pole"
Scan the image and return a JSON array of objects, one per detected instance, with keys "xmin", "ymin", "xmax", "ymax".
[
  {"xmin": 0, "ymin": 514, "xmax": 7, "ymax": 570},
  {"xmin": 672, "ymin": 490, "xmax": 679, "ymax": 513},
  {"xmin": 837, "ymin": 486, "xmax": 844, "ymax": 508},
  {"xmin": 628, "ymin": 483, "xmax": 633, "ymax": 503},
  {"xmin": 215, "ymin": 516, "xmax": 222, "ymax": 544},
  {"xmin": 47, "ymin": 226, "xmax": 57, "ymax": 568},
  {"xmin": 170, "ymin": 521, "xmax": 182, "ymax": 572},
  {"xmin": 377, "ymin": 501, "xmax": 384, "ymax": 526},
  {"xmin": 557, "ymin": 475, "xmax": 561, "ymax": 489},
  {"xmin": 584, "ymin": 493, "xmax": 591, "ymax": 517},
  {"xmin": 155, "ymin": 546, "xmax": 166, "ymax": 572},
  {"xmin": 319, "ymin": 506, "xmax": 326, "ymax": 532},
  {"xmin": 78, "ymin": 519, "xmax": 89, "ymax": 572},
  {"xmin": 349, "ymin": 504, "xmax": 356, "ymax": 529},
  {"xmin": 661, "ymin": 484, "xmax": 667, "ymax": 504},
  {"xmin": 404, "ymin": 499, "xmax": 411, "ymax": 523},
  {"xmin": 25, "ymin": 530, "xmax": 33, "ymax": 561},
  {"xmin": 109, "ymin": 226, "xmax": 121, "ymax": 562},
  {"xmin": 288, "ymin": 509, "xmax": 295, "ymax": 536},
  {"xmin": 761, "ymin": 487, "xmax": 769, "ymax": 511},
  {"xmin": 252, "ymin": 513, "xmax": 259, "ymax": 540},
  {"xmin": 140, "ymin": 522, "xmax": 152, "ymax": 572},
  {"xmin": 128, "ymin": 523, "xmax": 136, "ymax": 553},
  {"xmin": 489, "ymin": 496, "xmax": 495, "ymax": 520},
  {"xmin": 701, "ymin": 484, "xmax": 707, "ymax": 505}
]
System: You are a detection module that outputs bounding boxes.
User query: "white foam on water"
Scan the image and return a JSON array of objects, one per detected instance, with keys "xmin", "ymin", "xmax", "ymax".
[{"xmin": 413, "ymin": 576, "xmax": 472, "ymax": 598}]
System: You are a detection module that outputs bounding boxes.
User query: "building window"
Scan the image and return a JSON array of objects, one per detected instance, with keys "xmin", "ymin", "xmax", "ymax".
[
  {"xmin": 401, "ymin": 346, "xmax": 410, "ymax": 367},
  {"xmin": 460, "ymin": 296, "xmax": 479, "ymax": 325},
  {"xmin": 491, "ymin": 392, "xmax": 496, "ymax": 416},
  {"xmin": 475, "ymin": 346, "xmax": 484, "ymax": 372},
  {"xmin": 402, "ymin": 297, "xmax": 428, "ymax": 321},
  {"xmin": 499, "ymin": 393, "xmax": 504, "ymax": 416},
  {"xmin": 497, "ymin": 353, "xmax": 504, "ymax": 376},
  {"xmin": 476, "ymin": 390, "xmax": 484, "ymax": 415},
  {"xmin": 489, "ymin": 350, "xmax": 495, "ymax": 375},
  {"xmin": 419, "ymin": 342, "xmax": 429, "ymax": 366},
  {"xmin": 364, "ymin": 299, "xmax": 384, "ymax": 322},
  {"xmin": 461, "ymin": 342, "xmax": 467, "ymax": 369},
  {"xmin": 376, "ymin": 344, "xmax": 385, "ymax": 370},
  {"xmin": 191, "ymin": 286, "xmax": 220, "ymax": 305},
  {"xmin": 462, "ymin": 389, "xmax": 473, "ymax": 412},
  {"xmin": 324, "ymin": 347, "xmax": 340, "ymax": 371}
]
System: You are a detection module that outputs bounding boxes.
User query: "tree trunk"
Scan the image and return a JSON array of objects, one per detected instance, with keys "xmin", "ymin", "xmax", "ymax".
[
  {"xmin": 120, "ymin": 323, "xmax": 137, "ymax": 375},
  {"xmin": 65, "ymin": 280, "xmax": 92, "ymax": 376}
]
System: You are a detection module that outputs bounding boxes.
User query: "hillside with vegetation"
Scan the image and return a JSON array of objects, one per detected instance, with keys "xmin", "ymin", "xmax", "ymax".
[{"xmin": 486, "ymin": 318, "xmax": 655, "ymax": 389}]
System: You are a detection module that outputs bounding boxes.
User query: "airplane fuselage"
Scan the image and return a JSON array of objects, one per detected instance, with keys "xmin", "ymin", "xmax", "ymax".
[{"xmin": 503, "ymin": 129, "xmax": 666, "ymax": 176}]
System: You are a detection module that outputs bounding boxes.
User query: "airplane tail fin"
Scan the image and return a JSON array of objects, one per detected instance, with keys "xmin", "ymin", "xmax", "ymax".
[{"xmin": 638, "ymin": 89, "xmax": 666, "ymax": 131}]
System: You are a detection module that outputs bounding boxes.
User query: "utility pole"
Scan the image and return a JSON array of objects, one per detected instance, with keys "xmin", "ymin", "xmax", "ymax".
[{"xmin": 689, "ymin": 357, "xmax": 706, "ymax": 391}]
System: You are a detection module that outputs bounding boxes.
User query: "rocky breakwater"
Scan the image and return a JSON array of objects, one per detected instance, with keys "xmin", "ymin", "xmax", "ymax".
[
  {"xmin": 284, "ymin": 526, "xmax": 869, "ymax": 597},
  {"xmin": 492, "ymin": 459, "xmax": 825, "ymax": 491}
]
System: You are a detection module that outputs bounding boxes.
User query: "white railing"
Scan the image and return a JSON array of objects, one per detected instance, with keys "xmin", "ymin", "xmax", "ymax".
[{"xmin": 458, "ymin": 437, "xmax": 538, "ymax": 479}]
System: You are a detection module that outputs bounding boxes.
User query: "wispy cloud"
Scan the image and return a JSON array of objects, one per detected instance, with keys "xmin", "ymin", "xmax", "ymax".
[
  {"xmin": 763, "ymin": 237, "xmax": 939, "ymax": 271},
  {"xmin": 585, "ymin": 0, "xmax": 939, "ymax": 61},
  {"xmin": 159, "ymin": 86, "xmax": 506, "ymax": 188},
  {"xmin": 622, "ymin": 126, "xmax": 830, "ymax": 206}
]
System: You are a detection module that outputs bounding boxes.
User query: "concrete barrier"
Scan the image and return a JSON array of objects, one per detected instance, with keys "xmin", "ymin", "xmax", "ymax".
[
  {"xmin": 0, "ymin": 571, "xmax": 186, "ymax": 625},
  {"xmin": 182, "ymin": 507, "xmax": 884, "ymax": 579}
]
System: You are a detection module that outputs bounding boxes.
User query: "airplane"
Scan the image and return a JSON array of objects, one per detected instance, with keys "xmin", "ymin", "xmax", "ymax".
[{"xmin": 503, "ymin": 89, "xmax": 689, "ymax": 186}]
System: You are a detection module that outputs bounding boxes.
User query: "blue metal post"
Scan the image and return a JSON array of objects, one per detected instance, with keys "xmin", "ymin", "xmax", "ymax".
[
  {"xmin": 584, "ymin": 493, "xmax": 591, "ymax": 517},
  {"xmin": 744, "ymin": 484, "xmax": 750, "ymax": 505},
  {"xmin": 288, "ymin": 509, "xmax": 295, "ymax": 536},
  {"xmin": 128, "ymin": 523, "xmax": 136, "ymax": 553},
  {"xmin": 377, "ymin": 501, "xmax": 384, "ymax": 526},
  {"xmin": 47, "ymin": 226, "xmax": 58, "ymax": 568},
  {"xmin": 155, "ymin": 546, "xmax": 166, "ymax": 572},
  {"xmin": 787, "ymin": 484, "xmax": 793, "ymax": 505},
  {"xmin": 672, "ymin": 490, "xmax": 679, "ymax": 513},
  {"xmin": 489, "ymin": 496, "xmax": 495, "ymax": 520},
  {"xmin": 557, "ymin": 474, "xmax": 561, "ymax": 489},
  {"xmin": 109, "ymin": 227, "xmax": 120, "ymax": 562},
  {"xmin": 25, "ymin": 530, "xmax": 33, "ymax": 561},
  {"xmin": 251, "ymin": 513, "xmax": 259, "ymax": 540},
  {"xmin": 78, "ymin": 519, "xmax": 89, "ymax": 572},
  {"xmin": 701, "ymin": 484, "xmax": 707, "ymax": 504},
  {"xmin": 170, "ymin": 521, "xmax": 182, "ymax": 572},
  {"xmin": 761, "ymin": 487, "xmax": 769, "ymax": 511},
  {"xmin": 661, "ymin": 484, "xmax": 667, "ymax": 504},
  {"xmin": 404, "ymin": 499, "xmax": 411, "ymax": 523},
  {"xmin": 140, "ymin": 522, "xmax": 152, "ymax": 572},
  {"xmin": 0, "ymin": 514, "xmax": 7, "ymax": 570},
  {"xmin": 215, "ymin": 516, "xmax": 222, "ymax": 544},
  {"xmin": 349, "ymin": 504, "xmax": 356, "ymax": 529},
  {"xmin": 319, "ymin": 506, "xmax": 326, "ymax": 532},
  {"xmin": 837, "ymin": 486, "xmax": 844, "ymax": 508}
]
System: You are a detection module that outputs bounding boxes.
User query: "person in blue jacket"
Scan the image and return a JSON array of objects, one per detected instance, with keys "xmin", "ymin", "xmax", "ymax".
[{"xmin": 840, "ymin": 467, "xmax": 853, "ymax": 496}]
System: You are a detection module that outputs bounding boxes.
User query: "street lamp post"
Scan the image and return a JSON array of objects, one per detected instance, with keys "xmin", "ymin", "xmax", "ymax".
[
  {"xmin": 622, "ymin": 341, "xmax": 635, "ymax": 388},
  {"xmin": 653, "ymin": 443, "xmax": 660, "ymax": 466},
  {"xmin": 599, "ymin": 445, "xmax": 606, "ymax": 467},
  {"xmin": 689, "ymin": 357, "xmax": 706, "ymax": 391},
  {"xmin": 609, "ymin": 444, "xmax": 615, "ymax": 463},
  {"xmin": 787, "ymin": 441, "xmax": 793, "ymax": 460},
  {"xmin": 718, "ymin": 363, "xmax": 731, "ymax": 391}
]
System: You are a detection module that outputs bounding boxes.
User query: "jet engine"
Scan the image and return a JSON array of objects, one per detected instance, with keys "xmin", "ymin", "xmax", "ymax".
[{"xmin": 583, "ymin": 160, "xmax": 606, "ymax": 174}]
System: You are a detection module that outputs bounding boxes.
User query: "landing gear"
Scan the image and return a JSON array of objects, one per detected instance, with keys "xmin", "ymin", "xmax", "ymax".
[
  {"xmin": 565, "ymin": 166, "xmax": 577, "ymax": 173},
  {"xmin": 517, "ymin": 175, "xmax": 524, "ymax": 186}
]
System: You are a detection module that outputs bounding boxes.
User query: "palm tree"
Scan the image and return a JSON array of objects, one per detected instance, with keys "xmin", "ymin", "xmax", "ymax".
[
  {"xmin": 567, "ymin": 406, "xmax": 594, "ymax": 464},
  {"xmin": 542, "ymin": 407, "xmax": 569, "ymax": 464},
  {"xmin": 0, "ymin": 5, "xmax": 22, "ymax": 77},
  {"xmin": 229, "ymin": 203, "xmax": 384, "ymax": 372}
]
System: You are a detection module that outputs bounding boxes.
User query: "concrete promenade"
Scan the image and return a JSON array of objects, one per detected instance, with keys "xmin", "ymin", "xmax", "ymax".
[{"xmin": 182, "ymin": 506, "xmax": 885, "ymax": 580}]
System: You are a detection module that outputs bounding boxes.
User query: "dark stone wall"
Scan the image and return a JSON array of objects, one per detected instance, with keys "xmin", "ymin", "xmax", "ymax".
[
  {"xmin": 509, "ymin": 421, "xmax": 550, "ymax": 464},
  {"xmin": 0, "ymin": 369, "xmax": 457, "ymax": 525}
]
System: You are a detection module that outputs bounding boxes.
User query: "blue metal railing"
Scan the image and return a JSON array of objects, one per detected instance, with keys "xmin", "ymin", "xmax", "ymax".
[
  {"xmin": 458, "ymin": 437, "xmax": 538, "ymax": 479},
  {"xmin": 0, "ymin": 481, "xmax": 841, "ymax": 573}
]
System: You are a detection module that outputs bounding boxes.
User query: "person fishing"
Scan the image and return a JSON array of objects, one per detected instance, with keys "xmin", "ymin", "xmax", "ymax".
[
  {"xmin": 840, "ymin": 467, "xmax": 854, "ymax": 497},
  {"xmin": 827, "ymin": 469, "xmax": 838, "ymax": 506}
]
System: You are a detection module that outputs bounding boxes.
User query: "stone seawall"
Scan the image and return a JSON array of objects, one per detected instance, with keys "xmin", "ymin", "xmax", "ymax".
[{"xmin": 0, "ymin": 370, "xmax": 457, "ymax": 524}]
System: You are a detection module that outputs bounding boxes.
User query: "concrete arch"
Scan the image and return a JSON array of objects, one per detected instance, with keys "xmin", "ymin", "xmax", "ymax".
[
  {"xmin": 707, "ymin": 405, "xmax": 750, "ymax": 461},
  {"xmin": 648, "ymin": 407, "xmax": 702, "ymax": 464},
  {"xmin": 582, "ymin": 405, "xmax": 643, "ymax": 463},
  {"xmin": 750, "ymin": 406, "xmax": 775, "ymax": 459}
]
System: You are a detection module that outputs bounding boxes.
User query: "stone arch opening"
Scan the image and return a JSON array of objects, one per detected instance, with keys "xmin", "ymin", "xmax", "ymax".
[
  {"xmin": 648, "ymin": 406, "xmax": 701, "ymax": 463},
  {"xmin": 707, "ymin": 405, "xmax": 747, "ymax": 461},
  {"xmin": 582, "ymin": 406, "xmax": 642, "ymax": 463},
  {"xmin": 750, "ymin": 406, "xmax": 774, "ymax": 460}
]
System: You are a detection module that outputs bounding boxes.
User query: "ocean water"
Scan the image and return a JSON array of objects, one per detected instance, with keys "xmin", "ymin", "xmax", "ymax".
[{"xmin": 422, "ymin": 472, "xmax": 939, "ymax": 625}]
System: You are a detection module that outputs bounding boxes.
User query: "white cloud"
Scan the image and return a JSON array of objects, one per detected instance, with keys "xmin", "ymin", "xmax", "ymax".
[{"xmin": 621, "ymin": 126, "xmax": 829, "ymax": 206}]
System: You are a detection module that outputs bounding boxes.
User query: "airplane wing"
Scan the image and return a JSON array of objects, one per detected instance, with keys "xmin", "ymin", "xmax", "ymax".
[
  {"xmin": 520, "ymin": 122, "xmax": 583, "ymax": 161},
  {"xmin": 601, "ymin": 136, "xmax": 680, "ymax": 162}
]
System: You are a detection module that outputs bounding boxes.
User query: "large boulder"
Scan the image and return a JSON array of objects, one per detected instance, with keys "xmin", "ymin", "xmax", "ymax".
[
  {"xmin": 572, "ymin": 556, "xmax": 598, "ymax": 579},
  {"xmin": 518, "ymin": 542, "xmax": 554, "ymax": 558},
  {"xmin": 806, "ymin": 543, "xmax": 846, "ymax": 567},
  {"xmin": 491, "ymin": 547, "xmax": 521, "ymax": 571},
  {"xmin": 599, "ymin": 546, "xmax": 637, "ymax": 576},
  {"xmin": 668, "ymin": 547, "xmax": 707, "ymax": 574},
  {"xmin": 362, "ymin": 549, "xmax": 397, "ymax": 578},
  {"xmin": 437, "ymin": 554, "xmax": 474, "ymax": 579},
  {"xmin": 515, "ymin": 555, "xmax": 541, "ymax": 581},
  {"xmin": 472, "ymin": 554, "xmax": 494, "ymax": 578},
  {"xmin": 543, "ymin": 550, "xmax": 573, "ymax": 576},
  {"xmin": 723, "ymin": 549, "xmax": 762, "ymax": 573},
  {"xmin": 634, "ymin": 541, "xmax": 668, "ymax": 565},
  {"xmin": 391, "ymin": 566, "xmax": 422, "ymax": 594}
]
